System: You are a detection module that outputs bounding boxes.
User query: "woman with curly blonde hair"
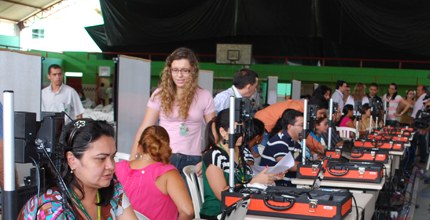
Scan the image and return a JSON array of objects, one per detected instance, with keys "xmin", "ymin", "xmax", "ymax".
[
  {"xmin": 345, "ymin": 83, "xmax": 369, "ymax": 115},
  {"xmin": 132, "ymin": 47, "xmax": 215, "ymax": 176}
]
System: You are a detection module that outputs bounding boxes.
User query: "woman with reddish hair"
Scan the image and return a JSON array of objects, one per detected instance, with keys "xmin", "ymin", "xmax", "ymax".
[{"xmin": 116, "ymin": 125, "xmax": 193, "ymax": 220}]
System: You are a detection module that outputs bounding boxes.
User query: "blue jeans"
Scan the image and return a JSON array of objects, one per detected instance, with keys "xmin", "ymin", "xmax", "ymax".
[
  {"xmin": 171, "ymin": 153, "xmax": 202, "ymax": 194},
  {"xmin": 170, "ymin": 153, "xmax": 201, "ymax": 177},
  {"xmin": 412, "ymin": 132, "xmax": 428, "ymax": 163}
]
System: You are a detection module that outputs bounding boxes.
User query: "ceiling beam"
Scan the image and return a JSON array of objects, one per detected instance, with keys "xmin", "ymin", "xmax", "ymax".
[
  {"xmin": 1, "ymin": 0, "xmax": 43, "ymax": 9},
  {"xmin": 17, "ymin": 0, "xmax": 64, "ymax": 29},
  {"xmin": 0, "ymin": 16, "xmax": 18, "ymax": 23}
]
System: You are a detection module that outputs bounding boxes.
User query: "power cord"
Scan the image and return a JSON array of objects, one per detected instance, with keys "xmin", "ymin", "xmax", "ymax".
[{"xmin": 35, "ymin": 139, "xmax": 77, "ymax": 219}]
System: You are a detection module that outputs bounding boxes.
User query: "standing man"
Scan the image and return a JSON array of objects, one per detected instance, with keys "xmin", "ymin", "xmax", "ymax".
[
  {"xmin": 331, "ymin": 80, "xmax": 348, "ymax": 111},
  {"xmin": 106, "ymin": 83, "xmax": 113, "ymax": 104},
  {"xmin": 41, "ymin": 64, "xmax": 84, "ymax": 124},
  {"xmin": 98, "ymin": 82, "xmax": 105, "ymax": 106},
  {"xmin": 411, "ymin": 85, "xmax": 428, "ymax": 164},
  {"xmin": 214, "ymin": 68, "xmax": 259, "ymax": 113},
  {"xmin": 367, "ymin": 83, "xmax": 383, "ymax": 103},
  {"xmin": 367, "ymin": 83, "xmax": 383, "ymax": 120}
]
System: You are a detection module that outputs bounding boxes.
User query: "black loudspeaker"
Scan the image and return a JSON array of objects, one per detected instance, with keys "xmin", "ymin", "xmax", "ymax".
[
  {"xmin": 14, "ymin": 112, "xmax": 37, "ymax": 139},
  {"xmin": 14, "ymin": 112, "xmax": 38, "ymax": 163}
]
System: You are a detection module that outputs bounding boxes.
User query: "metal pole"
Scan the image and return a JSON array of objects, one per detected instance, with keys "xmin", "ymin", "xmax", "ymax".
[
  {"xmin": 2, "ymin": 90, "xmax": 17, "ymax": 220},
  {"xmin": 383, "ymin": 100, "xmax": 387, "ymax": 126},
  {"xmin": 229, "ymin": 97, "xmax": 235, "ymax": 192},
  {"xmin": 327, "ymin": 99, "xmax": 333, "ymax": 150},
  {"xmin": 355, "ymin": 120, "xmax": 359, "ymax": 140},
  {"xmin": 302, "ymin": 99, "xmax": 308, "ymax": 164},
  {"xmin": 426, "ymin": 132, "xmax": 430, "ymax": 171}
]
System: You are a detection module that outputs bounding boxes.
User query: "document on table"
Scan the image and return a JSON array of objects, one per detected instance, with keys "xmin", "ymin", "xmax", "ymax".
[{"xmin": 252, "ymin": 152, "xmax": 294, "ymax": 174}]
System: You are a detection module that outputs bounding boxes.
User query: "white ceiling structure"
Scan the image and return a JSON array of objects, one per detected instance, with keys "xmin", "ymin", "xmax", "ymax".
[{"xmin": 0, "ymin": 0, "xmax": 63, "ymax": 27}]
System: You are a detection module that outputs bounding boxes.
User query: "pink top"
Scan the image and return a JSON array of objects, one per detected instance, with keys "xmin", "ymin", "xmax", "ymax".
[
  {"xmin": 115, "ymin": 161, "xmax": 177, "ymax": 220},
  {"xmin": 339, "ymin": 117, "xmax": 352, "ymax": 127},
  {"xmin": 383, "ymin": 94, "xmax": 402, "ymax": 121},
  {"xmin": 147, "ymin": 87, "xmax": 215, "ymax": 155}
]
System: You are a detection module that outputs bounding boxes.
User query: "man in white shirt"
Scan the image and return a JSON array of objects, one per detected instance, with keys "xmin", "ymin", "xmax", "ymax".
[
  {"xmin": 411, "ymin": 85, "xmax": 428, "ymax": 164},
  {"xmin": 214, "ymin": 68, "xmax": 259, "ymax": 113},
  {"xmin": 412, "ymin": 85, "xmax": 427, "ymax": 119},
  {"xmin": 331, "ymin": 80, "xmax": 348, "ymax": 111},
  {"xmin": 41, "ymin": 64, "xmax": 84, "ymax": 124}
]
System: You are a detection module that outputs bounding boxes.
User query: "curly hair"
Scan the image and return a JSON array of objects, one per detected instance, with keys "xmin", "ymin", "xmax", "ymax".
[
  {"xmin": 352, "ymin": 83, "xmax": 366, "ymax": 101},
  {"xmin": 157, "ymin": 47, "xmax": 199, "ymax": 119},
  {"xmin": 138, "ymin": 125, "xmax": 172, "ymax": 164}
]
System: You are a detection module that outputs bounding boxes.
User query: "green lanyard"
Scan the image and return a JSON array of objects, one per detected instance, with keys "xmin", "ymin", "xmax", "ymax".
[
  {"xmin": 69, "ymin": 189, "xmax": 101, "ymax": 220},
  {"xmin": 231, "ymin": 87, "xmax": 237, "ymax": 98}
]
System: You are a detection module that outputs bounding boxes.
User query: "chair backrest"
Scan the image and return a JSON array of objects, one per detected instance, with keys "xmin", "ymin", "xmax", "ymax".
[
  {"xmin": 134, "ymin": 210, "xmax": 149, "ymax": 220},
  {"xmin": 114, "ymin": 152, "xmax": 130, "ymax": 162},
  {"xmin": 336, "ymin": 126, "xmax": 357, "ymax": 140},
  {"xmin": 183, "ymin": 165, "xmax": 204, "ymax": 219}
]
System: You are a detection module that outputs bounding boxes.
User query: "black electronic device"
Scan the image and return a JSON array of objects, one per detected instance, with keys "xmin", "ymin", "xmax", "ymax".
[
  {"xmin": 14, "ymin": 112, "xmax": 38, "ymax": 163},
  {"xmin": 14, "ymin": 112, "xmax": 65, "ymax": 165},
  {"xmin": 332, "ymin": 102, "xmax": 339, "ymax": 116},
  {"xmin": 414, "ymin": 107, "xmax": 430, "ymax": 129},
  {"xmin": 11, "ymin": 112, "xmax": 66, "ymax": 216},
  {"xmin": 35, "ymin": 112, "xmax": 65, "ymax": 168},
  {"xmin": 369, "ymin": 97, "xmax": 383, "ymax": 119}
]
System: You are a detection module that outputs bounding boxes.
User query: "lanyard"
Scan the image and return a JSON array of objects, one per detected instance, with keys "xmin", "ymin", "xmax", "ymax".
[
  {"xmin": 69, "ymin": 189, "xmax": 101, "ymax": 220},
  {"xmin": 218, "ymin": 143, "xmax": 252, "ymax": 183},
  {"xmin": 309, "ymin": 131, "xmax": 321, "ymax": 142}
]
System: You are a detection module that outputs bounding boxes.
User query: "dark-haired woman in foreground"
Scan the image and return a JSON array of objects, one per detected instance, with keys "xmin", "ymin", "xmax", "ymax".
[{"xmin": 18, "ymin": 119, "xmax": 137, "ymax": 219}]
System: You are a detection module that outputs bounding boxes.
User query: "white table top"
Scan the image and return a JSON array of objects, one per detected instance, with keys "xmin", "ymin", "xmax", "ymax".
[{"xmin": 291, "ymin": 177, "xmax": 385, "ymax": 190}]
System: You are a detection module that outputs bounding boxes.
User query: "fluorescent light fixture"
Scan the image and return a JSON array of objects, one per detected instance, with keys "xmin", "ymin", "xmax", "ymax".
[{"xmin": 65, "ymin": 72, "xmax": 83, "ymax": 77}]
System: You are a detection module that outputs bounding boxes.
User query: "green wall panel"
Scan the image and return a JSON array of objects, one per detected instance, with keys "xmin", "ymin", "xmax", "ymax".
[
  {"xmin": 0, "ymin": 35, "xmax": 19, "ymax": 48},
  {"xmin": 28, "ymin": 50, "xmax": 429, "ymax": 97}
]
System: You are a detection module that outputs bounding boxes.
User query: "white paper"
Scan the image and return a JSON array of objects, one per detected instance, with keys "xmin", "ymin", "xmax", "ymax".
[{"xmin": 252, "ymin": 152, "xmax": 295, "ymax": 174}]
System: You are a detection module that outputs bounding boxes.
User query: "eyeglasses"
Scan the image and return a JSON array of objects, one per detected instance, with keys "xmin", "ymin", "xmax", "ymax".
[{"xmin": 171, "ymin": 68, "xmax": 191, "ymax": 74}]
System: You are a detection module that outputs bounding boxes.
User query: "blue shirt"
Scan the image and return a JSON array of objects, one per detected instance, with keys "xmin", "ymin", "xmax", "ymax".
[
  {"xmin": 0, "ymin": 102, "xmax": 3, "ymax": 139},
  {"xmin": 260, "ymin": 130, "xmax": 302, "ymax": 185},
  {"xmin": 260, "ymin": 130, "xmax": 302, "ymax": 166}
]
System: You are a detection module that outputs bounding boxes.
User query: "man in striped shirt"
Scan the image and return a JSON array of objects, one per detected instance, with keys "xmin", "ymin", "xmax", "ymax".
[{"xmin": 260, "ymin": 109, "xmax": 304, "ymax": 186}]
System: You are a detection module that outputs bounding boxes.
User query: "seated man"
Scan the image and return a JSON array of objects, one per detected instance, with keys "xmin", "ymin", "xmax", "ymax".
[{"xmin": 260, "ymin": 109, "xmax": 304, "ymax": 186}]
